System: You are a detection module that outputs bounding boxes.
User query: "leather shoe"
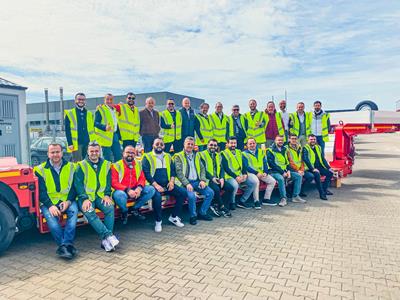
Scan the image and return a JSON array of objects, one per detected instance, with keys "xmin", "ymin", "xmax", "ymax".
[
  {"xmin": 326, "ymin": 190, "xmax": 333, "ymax": 195},
  {"xmin": 198, "ymin": 213, "xmax": 213, "ymax": 221},
  {"xmin": 56, "ymin": 245, "xmax": 73, "ymax": 259},
  {"xmin": 189, "ymin": 216, "xmax": 197, "ymax": 225},
  {"xmin": 320, "ymin": 195, "xmax": 328, "ymax": 200},
  {"xmin": 66, "ymin": 245, "xmax": 78, "ymax": 256}
]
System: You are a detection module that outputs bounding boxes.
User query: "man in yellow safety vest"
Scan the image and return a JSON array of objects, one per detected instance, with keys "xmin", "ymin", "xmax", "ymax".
[
  {"xmin": 115, "ymin": 92, "xmax": 140, "ymax": 149},
  {"xmin": 160, "ymin": 99, "xmax": 182, "ymax": 153},
  {"xmin": 265, "ymin": 101, "xmax": 286, "ymax": 148},
  {"xmin": 210, "ymin": 102, "xmax": 229, "ymax": 150},
  {"xmin": 229, "ymin": 105, "xmax": 248, "ymax": 150},
  {"xmin": 310, "ymin": 100, "xmax": 331, "ymax": 153},
  {"xmin": 194, "ymin": 103, "xmax": 213, "ymax": 151},
  {"xmin": 289, "ymin": 102, "xmax": 312, "ymax": 147},
  {"xmin": 244, "ymin": 99, "xmax": 267, "ymax": 146}
]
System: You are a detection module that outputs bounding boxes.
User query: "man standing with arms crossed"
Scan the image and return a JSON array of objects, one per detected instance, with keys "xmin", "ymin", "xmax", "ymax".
[
  {"xmin": 64, "ymin": 92, "xmax": 95, "ymax": 162},
  {"xmin": 115, "ymin": 92, "xmax": 140, "ymax": 148},
  {"xmin": 34, "ymin": 143, "xmax": 78, "ymax": 259},
  {"xmin": 160, "ymin": 99, "xmax": 182, "ymax": 153}
]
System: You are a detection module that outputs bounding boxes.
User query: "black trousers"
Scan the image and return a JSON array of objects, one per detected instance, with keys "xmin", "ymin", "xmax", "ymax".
[
  {"xmin": 152, "ymin": 185, "xmax": 187, "ymax": 218},
  {"xmin": 142, "ymin": 135, "xmax": 158, "ymax": 153},
  {"xmin": 304, "ymin": 168, "xmax": 333, "ymax": 196},
  {"xmin": 122, "ymin": 140, "xmax": 137, "ymax": 149},
  {"xmin": 164, "ymin": 139, "xmax": 182, "ymax": 154},
  {"xmin": 208, "ymin": 180, "xmax": 234, "ymax": 209}
]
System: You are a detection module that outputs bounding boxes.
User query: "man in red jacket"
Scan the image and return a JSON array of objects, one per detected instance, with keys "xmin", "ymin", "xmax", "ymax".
[{"xmin": 111, "ymin": 146, "xmax": 156, "ymax": 225}]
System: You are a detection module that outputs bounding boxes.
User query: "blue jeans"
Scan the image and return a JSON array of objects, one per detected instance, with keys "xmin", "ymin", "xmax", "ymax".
[
  {"xmin": 271, "ymin": 172, "xmax": 302, "ymax": 199},
  {"xmin": 79, "ymin": 198, "xmax": 115, "ymax": 240},
  {"xmin": 187, "ymin": 180, "xmax": 214, "ymax": 217},
  {"xmin": 226, "ymin": 173, "xmax": 258, "ymax": 204},
  {"xmin": 316, "ymin": 136, "xmax": 325, "ymax": 154},
  {"xmin": 103, "ymin": 133, "xmax": 122, "ymax": 162},
  {"xmin": 41, "ymin": 201, "xmax": 78, "ymax": 246},
  {"xmin": 113, "ymin": 186, "xmax": 157, "ymax": 219}
]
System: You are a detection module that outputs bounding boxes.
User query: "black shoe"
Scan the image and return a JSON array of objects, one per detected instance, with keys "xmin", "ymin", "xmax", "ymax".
[
  {"xmin": 209, "ymin": 205, "xmax": 221, "ymax": 217},
  {"xmin": 236, "ymin": 201, "xmax": 251, "ymax": 209},
  {"xmin": 220, "ymin": 208, "xmax": 232, "ymax": 218},
  {"xmin": 198, "ymin": 213, "xmax": 213, "ymax": 221},
  {"xmin": 132, "ymin": 209, "xmax": 146, "ymax": 221},
  {"xmin": 56, "ymin": 245, "xmax": 73, "ymax": 259},
  {"xmin": 66, "ymin": 245, "xmax": 78, "ymax": 257},
  {"xmin": 262, "ymin": 199, "xmax": 278, "ymax": 206},
  {"xmin": 121, "ymin": 212, "xmax": 128, "ymax": 225},
  {"xmin": 189, "ymin": 216, "xmax": 197, "ymax": 225},
  {"xmin": 229, "ymin": 203, "xmax": 236, "ymax": 211},
  {"xmin": 320, "ymin": 195, "xmax": 328, "ymax": 200},
  {"xmin": 326, "ymin": 190, "xmax": 333, "ymax": 195},
  {"xmin": 254, "ymin": 201, "xmax": 261, "ymax": 210},
  {"xmin": 299, "ymin": 192, "xmax": 307, "ymax": 197}
]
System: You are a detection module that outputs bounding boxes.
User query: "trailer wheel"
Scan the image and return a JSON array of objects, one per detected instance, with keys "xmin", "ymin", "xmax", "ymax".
[
  {"xmin": 0, "ymin": 201, "xmax": 16, "ymax": 254},
  {"xmin": 355, "ymin": 100, "xmax": 378, "ymax": 111}
]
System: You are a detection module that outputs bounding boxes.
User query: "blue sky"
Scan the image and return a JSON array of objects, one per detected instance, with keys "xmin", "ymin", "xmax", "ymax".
[{"xmin": 1, "ymin": 0, "xmax": 399, "ymax": 110}]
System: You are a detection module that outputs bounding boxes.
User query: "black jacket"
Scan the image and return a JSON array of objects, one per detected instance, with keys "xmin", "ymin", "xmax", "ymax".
[{"xmin": 179, "ymin": 107, "xmax": 195, "ymax": 137}]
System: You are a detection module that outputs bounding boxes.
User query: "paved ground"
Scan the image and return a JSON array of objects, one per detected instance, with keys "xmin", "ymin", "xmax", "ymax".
[{"xmin": 1, "ymin": 133, "xmax": 400, "ymax": 300}]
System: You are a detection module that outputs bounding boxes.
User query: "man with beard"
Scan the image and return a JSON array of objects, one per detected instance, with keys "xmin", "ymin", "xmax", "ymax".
[
  {"xmin": 64, "ymin": 92, "xmax": 96, "ymax": 162},
  {"xmin": 210, "ymin": 102, "xmax": 229, "ymax": 151},
  {"xmin": 199, "ymin": 139, "xmax": 234, "ymax": 217},
  {"xmin": 310, "ymin": 101, "xmax": 331, "ymax": 153},
  {"xmin": 264, "ymin": 101, "xmax": 285, "ymax": 148},
  {"xmin": 160, "ymin": 99, "xmax": 182, "ymax": 153},
  {"xmin": 302, "ymin": 134, "xmax": 334, "ymax": 200},
  {"xmin": 242, "ymin": 138, "xmax": 277, "ymax": 208},
  {"xmin": 228, "ymin": 105, "xmax": 248, "ymax": 151},
  {"xmin": 174, "ymin": 137, "xmax": 214, "ymax": 225},
  {"xmin": 111, "ymin": 146, "xmax": 157, "ymax": 228},
  {"xmin": 266, "ymin": 135, "xmax": 303, "ymax": 207},
  {"xmin": 142, "ymin": 138, "xmax": 186, "ymax": 229},
  {"xmin": 74, "ymin": 142, "xmax": 119, "ymax": 252},
  {"xmin": 95, "ymin": 93, "xmax": 122, "ymax": 162},
  {"xmin": 221, "ymin": 136, "xmax": 258, "ymax": 209},
  {"xmin": 244, "ymin": 99, "xmax": 267, "ymax": 147},
  {"xmin": 115, "ymin": 92, "xmax": 140, "ymax": 148},
  {"xmin": 195, "ymin": 103, "xmax": 213, "ymax": 151},
  {"xmin": 34, "ymin": 143, "xmax": 78, "ymax": 259}
]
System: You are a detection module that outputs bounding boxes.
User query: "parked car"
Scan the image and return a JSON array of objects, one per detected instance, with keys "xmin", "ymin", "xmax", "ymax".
[{"xmin": 30, "ymin": 137, "xmax": 71, "ymax": 166}]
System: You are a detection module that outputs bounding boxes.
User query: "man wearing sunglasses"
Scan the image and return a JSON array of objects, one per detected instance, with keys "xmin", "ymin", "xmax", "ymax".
[
  {"xmin": 199, "ymin": 139, "xmax": 234, "ymax": 217},
  {"xmin": 142, "ymin": 138, "xmax": 187, "ymax": 229},
  {"xmin": 160, "ymin": 99, "xmax": 183, "ymax": 153},
  {"xmin": 115, "ymin": 92, "xmax": 140, "ymax": 148},
  {"xmin": 228, "ymin": 105, "xmax": 248, "ymax": 150}
]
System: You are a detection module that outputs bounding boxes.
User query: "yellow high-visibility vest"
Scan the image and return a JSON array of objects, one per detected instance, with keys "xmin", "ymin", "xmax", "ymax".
[
  {"xmin": 221, "ymin": 149, "xmax": 243, "ymax": 179},
  {"xmin": 161, "ymin": 110, "xmax": 182, "ymax": 143},
  {"xmin": 289, "ymin": 112, "xmax": 312, "ymax": 137},
  {"xmin": 95, "ymin": 105, "xmax": 116, "ymax": 147},
  {"xmin": 265, "ymin": 112, "xmax": 286, "ymax": 141},
  {"xmin": 64, "ymin": 108, "xmax": 95, "ymax": 152},
  {"xmin": 244, "ymin": 111, "xmax": 266, "ymax": 144},
  {"xmin": 195, "ymin": 114, "xmax": 213, "ymax": 146},
  {"xmin": 118, "ymin": 104, "xmax": 140, "ymax": 142},
  {"xmin": 78, "ymin": 159, "xmax": 111, "ymax": 201},
  {"xmin": 210, "ymin": 113, "xmax": 229, "ymax": 143}
]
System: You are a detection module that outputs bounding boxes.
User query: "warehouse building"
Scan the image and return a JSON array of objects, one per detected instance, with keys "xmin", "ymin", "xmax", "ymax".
[{"xmin": 27, "ymin": 91, "xmax": 204, "ymax": 133}]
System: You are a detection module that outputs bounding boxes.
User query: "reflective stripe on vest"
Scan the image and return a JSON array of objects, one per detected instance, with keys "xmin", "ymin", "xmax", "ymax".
[
  {"xmin": 79, "ymin": 160, "xmax": 111, "ymax": 201},
  {"xmin": 242, "ymin": 150, "xmax": 264, "ymax": 173},
  {"xmin": 161, "ymin": 110, "xmax": 182, "ymax": 143},
  {"xmin": 210, "ymin": 113, "xmax": 229, "ymax": 143},
  {"xmin": 143, "ymin": 152, "xmax": 171, "ymax": 180},
  {"xmin": 34, "ymin": 162, "xmax": 75, "ymax": 205},
  {"xmin": 199, "ymin": 150, "xmax": 221, "ymax": 178},
  {"xmin": 287, "ymin": 146, "xmax": 302, "ymax": 169},
  {"xmin": 289, "ymin": 112, "xmax": 311, "ymax": 137},
  {"xmin": 173, "ymin": 152, "xmax": 201, "ymax": 186},
  {"xmin": 113, "ymin": 159, "xmax": 141, "ymax": 183},
  {"xmin": 265, "ymin": 112, "xmax": 286, "ymax": 141},
  {"xmin": 118, "ymin": 104, "xmax": 140, "ymax": 141},
  {"xmin": 321, "ymin": 113, "xmax": 330, "ymax": 142},
  {"xmin": 221, "ymin": 149, "xmax": 242, "ymax": 179},
  {"xmin": 195, "ymin": 115, "xmax": 213, "ymax": 146},
  {"xmin": 304, "ymin": 144, "xmax": 328, "ymax": 170},
  {"xmin": 95, "ymin": 105, "xmax": 115, "ymax": 147},
  {"xmin": 244, "ymin": 111, "xmax": 266, "ymax": 143},
  {"xmin": 228, "ymin": 115, "xmax": 247, "ymax": 140},
  {"xmin": 65, "ymin": 109, "xmax": 95, "ymax": 152},
  {"xmin": 267, "ymin": 148, "xmax": 289, "ymax": 170}
]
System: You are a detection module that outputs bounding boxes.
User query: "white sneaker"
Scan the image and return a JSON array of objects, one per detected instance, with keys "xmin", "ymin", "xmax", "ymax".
[
  {"xmin": 101, "ymin": 238, "xmax": 114, "ymax": 252},
  {"xmin": 278, "ymin": 198, "xmax": 287, "ymax": 207},
  {"xmin": 168, "ymin": 215, "xmax": 185, "ymax": 228},
  {"xmin": 155, "ymin": 221, "xmax": 162, "ymax": 233},
  {"xmin": 292, "ymin": 196, "xmax": 307, "ymax": 203},
  {"xmin": 106, "ymin": 235, "xmax": 119, "ymax": 248}
]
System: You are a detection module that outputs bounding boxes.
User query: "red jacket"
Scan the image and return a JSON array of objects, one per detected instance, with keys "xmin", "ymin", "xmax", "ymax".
[{"xmin": 111, "ymin": 160, "xmax": 146, "ymax": 191}]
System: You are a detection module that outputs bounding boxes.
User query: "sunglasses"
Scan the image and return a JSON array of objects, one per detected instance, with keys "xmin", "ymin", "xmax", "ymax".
[
  {"xmin": 209, "ymin": 144, "xmax": 218, "ymax": 147},
  {"xmin": 233, "ymin": 109, "xmax": 239, "ymax": 111},
  {"xmin": 167, "ymin": 103, "xmax": 175, "ymax": 106},
  {"xmin": 127, "ymin": 97, "xmax": 135, "ymax": 100},
  {"xmin": 155, "ymin": 142, "xmax": 164, "ymax": 146}
]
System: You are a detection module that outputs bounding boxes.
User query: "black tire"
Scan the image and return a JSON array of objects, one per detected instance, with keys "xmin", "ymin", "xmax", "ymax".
[
  {"xmin": 0, "ymin": 201, "xmax": 16, "ymax": 254},
  {"xmin": 31, "ymin": 156, "xmax": 40, "ymax": 166},
  {"xmin": 355, "ymin": 100, "xmax": 378, "ymax": 111}
]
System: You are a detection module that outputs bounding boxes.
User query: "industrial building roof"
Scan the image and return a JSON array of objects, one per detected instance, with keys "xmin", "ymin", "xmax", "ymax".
[{"xmin": 0, "ymin": 77, "xmax": 28, "ymax": 90}]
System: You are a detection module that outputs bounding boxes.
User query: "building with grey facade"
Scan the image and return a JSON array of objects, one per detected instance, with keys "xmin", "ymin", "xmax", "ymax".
[{"xmin": 27, "ymin": 91, "xmax": 204, "ymax": 132}]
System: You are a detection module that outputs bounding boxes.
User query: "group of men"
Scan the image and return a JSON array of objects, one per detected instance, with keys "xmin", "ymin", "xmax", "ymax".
[{"xmin": 35, "ymin": 92, "xmax": 334, "ymax": 259}]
